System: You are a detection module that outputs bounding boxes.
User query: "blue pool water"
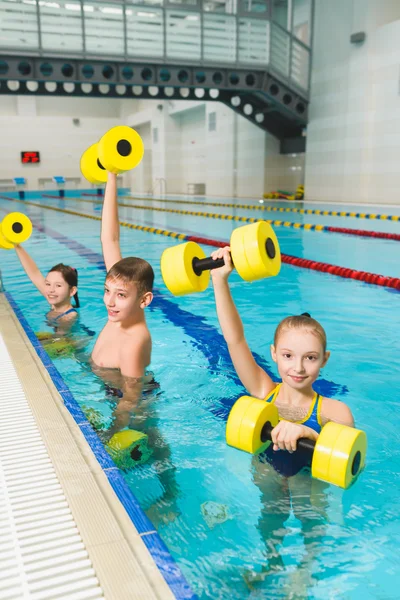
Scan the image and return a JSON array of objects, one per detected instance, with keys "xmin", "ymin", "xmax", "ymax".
[
  {"xmin": 1, "ymin": 194, "xmax": 400, "ymax": 600},
  {"xmin": 67, "ymin": 195, "xmax": 400, "ymax": 275}
]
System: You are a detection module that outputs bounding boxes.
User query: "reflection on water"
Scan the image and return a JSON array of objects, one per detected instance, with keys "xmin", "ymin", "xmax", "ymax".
[{"xmin": 1, "ymin": 195, "xmax": 400, "ymax": 599}]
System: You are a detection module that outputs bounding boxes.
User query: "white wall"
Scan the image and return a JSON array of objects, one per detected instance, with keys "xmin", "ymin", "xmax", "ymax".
[
  {"xmin": 163, "ymin": 107, "xmax": 183, "ymax": 194},
  {"xmin": 305, "ymin": 0, "xmax": 400, "ymax": 204},
  {"xmin": 236, "ymin": 112, "xmax": 265, "ymax": 198},
  {"xmin": 180, "ymin": 105, "xmax": 206, "ymax": 193},
  {"xmin": 125, "ymin": 98, "xmax": 302, "ymax": 198},
  {"xmin": 0, "ymin": 96, "xmax": 133, "ymax": 190},
  {"xmin": 129, "ymin": 122, "xmax": 152, "ymax": 193},
  {"xmin": 0, "ymin": 92, "xmax": 303, "ymax": 198},
  {"xmin": 264, "ymin": 148, "xmax": 305, "ymax": 194},
  {"xmin": 205, "ymin": 103, "xmax": 235, "ymax": 197}
]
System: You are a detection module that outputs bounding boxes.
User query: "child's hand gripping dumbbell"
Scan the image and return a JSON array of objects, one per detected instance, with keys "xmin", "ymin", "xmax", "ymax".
[{"xmin": 160, "ymin": 221, "xmax": 281, "ymax": 296}]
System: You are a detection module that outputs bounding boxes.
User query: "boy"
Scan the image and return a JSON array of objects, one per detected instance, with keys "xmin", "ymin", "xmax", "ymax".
[{"xmin": 91, "ymin": 172, "xmax": 154, "ymax": 433}]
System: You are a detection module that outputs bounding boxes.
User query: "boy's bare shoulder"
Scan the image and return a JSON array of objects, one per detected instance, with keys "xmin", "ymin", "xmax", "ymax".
[
  {"xmin": 119, "ymin": 323, "xmax": 152, "ymax": 376},
  {"xmin": 121, "ymin": 322, "xmax": 152, "ymax": 356},
  {"xmin": 124, "ymin": 321, "xmax": 151, "ymax": 343},
  {"xmin": 320, "ymin": 396, "xmax": 354, "ymax": 427}
]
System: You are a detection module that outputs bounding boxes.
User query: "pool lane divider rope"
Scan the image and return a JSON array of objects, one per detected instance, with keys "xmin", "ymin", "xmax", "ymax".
[
  {"xmin": 118, "ymin": 194, "xmax": 400, "ymax": 223},
  {"xmin": 1, "ymin": 196, "xmax": 399, "ymax": 291},
  {"xmin": 0, "ymin": 208, "xmax": 348, "ymax": 403},
  {"xmin": 77, "ymin": 196, "xmax": 400, "ymax": 243}
]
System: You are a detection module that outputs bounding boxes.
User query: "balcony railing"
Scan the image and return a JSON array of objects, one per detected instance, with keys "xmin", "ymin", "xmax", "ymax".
[{"xmin": 0, "ymin": 0, "xmax": 311, "ymax": 93}]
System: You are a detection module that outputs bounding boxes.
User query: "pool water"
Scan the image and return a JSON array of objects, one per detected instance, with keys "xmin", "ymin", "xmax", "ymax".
[{"xmin": 1, "ymin": 194, "xmax": 399, "ymax": 600}]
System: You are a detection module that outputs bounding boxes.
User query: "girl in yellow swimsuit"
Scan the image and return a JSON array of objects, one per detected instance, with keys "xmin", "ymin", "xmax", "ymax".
[
  {"xmin": 210, "ymin": 246, "xmax": 355, "ymax": 464},
  {"xmin": 211, "ymin": 246, "xmax": 355, "ymax": 590}
]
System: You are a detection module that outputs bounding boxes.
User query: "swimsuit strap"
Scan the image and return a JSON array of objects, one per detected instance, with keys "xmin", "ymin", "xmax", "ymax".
[
  {"xmin": 265, "ymin": 383, "xmax": 322, "ymax": 433},
  {"xmin": 294, "ymin": 392, "xmax": 318, "ymax": 425},
  {"xmin": 264, "ymin": 383, "xmax": 281, "ymax": 403},
  {"xmin": 53, "ymin": 307, "xmax": 77, "ymax": 321},
  {"xmin": 300, "ymin": 393, "xmax": 322, "ymax": 433}
]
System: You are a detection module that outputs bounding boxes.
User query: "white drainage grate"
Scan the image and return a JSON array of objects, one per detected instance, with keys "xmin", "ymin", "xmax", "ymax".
[{"xmin": 0, "ymin": 334, "xmax": 104, "ymax": 600}]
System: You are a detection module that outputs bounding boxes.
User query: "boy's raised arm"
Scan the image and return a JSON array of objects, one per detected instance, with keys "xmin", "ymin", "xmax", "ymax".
[{"xmin": 101, "ymin": 172, "xmax": 122, "ymax": 272}]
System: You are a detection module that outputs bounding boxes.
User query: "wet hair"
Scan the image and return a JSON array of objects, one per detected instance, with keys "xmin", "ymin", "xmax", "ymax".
[
  {"xmin": 106, "ymin": 257, "xmax": 154, "ymax": 297},
  {"xmin": 273, "ymin": 312, "xmax": 327, "ymax": 353},
  {"xmin": 48, "ymin": 263, "xmax": 80, "ymax": 308}
]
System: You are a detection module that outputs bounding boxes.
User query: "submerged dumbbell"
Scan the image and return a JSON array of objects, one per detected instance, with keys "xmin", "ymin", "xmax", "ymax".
[
  {"xmin": 36, "ymin": 332, "xmax": 77, "ymax": 359},
  {"xmin": 106, "ymin": 429, "xmax": 153, "ymax": 470},
  {"xmin": 80, "ymin": 125, "xmax": 144, "ymax": 184},
  {"xmin": 226, "ymin": 396, "xmax": 367, "ymax": 489},
  {"xmin": 0, "ymin": 212, "xmax": 32, "ymax": 250},
  {"xmin": 160, "ymin": 221, "xmax": 281, "ymax": 296},
  {"xmin": 82, "ymin": 405, "xmax": 152, "ymax": 470}
]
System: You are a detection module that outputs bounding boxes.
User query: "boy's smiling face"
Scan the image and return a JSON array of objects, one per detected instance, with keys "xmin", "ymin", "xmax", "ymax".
[
  {"xmin": 104, "ymin": 277, "xmax": 152, "ymax": 322},
  {"xmin": 104, "ymin": 277, "xmax": 141, "ymax": 322}
]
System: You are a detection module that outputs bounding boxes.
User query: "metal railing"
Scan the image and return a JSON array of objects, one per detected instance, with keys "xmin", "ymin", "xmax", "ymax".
[{"xmin": 0, "ymin": 0, "xmax": 312, "ymax": 93}]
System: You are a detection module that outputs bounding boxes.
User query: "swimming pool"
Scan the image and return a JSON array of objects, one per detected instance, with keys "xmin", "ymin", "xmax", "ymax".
[{"xmin": 1, "ymin": 194, "xmax": 399, "ymax": 599}]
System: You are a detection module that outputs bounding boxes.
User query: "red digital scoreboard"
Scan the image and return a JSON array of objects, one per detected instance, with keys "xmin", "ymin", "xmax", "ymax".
[{"xmin": 21, "ymin": 151, "xmax": 40, "ymax": 164}]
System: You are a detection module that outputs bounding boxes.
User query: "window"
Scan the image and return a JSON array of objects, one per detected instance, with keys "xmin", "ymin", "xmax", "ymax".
[
  {"xmin": 293, "ymin": 0, "xmax": 311, "ymax": 45},
  {"xmin": 272, "ymin": 0, "xmax": 289, "ymax": 30}
]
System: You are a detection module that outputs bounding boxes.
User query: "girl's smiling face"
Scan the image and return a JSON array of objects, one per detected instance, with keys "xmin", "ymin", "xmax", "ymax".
[
  {"xmin": 45, "ymin": 271, "xmax": 76, "ymax": 307},
  {"xmin": 271, "ymin": 327, "xmax": 330, "ymax": 389}
]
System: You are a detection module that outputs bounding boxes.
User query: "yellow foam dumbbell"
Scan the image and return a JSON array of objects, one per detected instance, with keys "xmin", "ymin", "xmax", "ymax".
[
  {"xmin": 106, "ymin": 429, "xmax": 152, "ymax": 470},
  {"xmin": 160, "ymin": 221, "xmax": 281, "ymax": 296},
  {"xmin": 226, "ymin": 397, "xmax": 367, "ymax": 489},
  {"xmin": 80, "ymin": 143, "xmax": 108, "ymax": 185},
  {"xmin": 80, "ymin": 125, "xmax": 144, "ymax": 184},
  {"xmin": 0, "ymin": 212, "xmax": 32, "ymax": 250}
]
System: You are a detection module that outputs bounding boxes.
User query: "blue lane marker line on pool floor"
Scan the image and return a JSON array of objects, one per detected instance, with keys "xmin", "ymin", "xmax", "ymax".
[
  {"xmin": 0, "ymin": 199, "xmax": 347, "ymax": 403},
  {"xmin": 5, "ymin": 291, "xmax": 198, "ymax": 600},
  {"xmin": 27, "ymin": 216, "xmax": 348, "ymax": 403},
  {"xmin": 0, "ymin": 202, "xmax": 348, "ymax": 402},
  {"xmin": 1, "ymin": 205, "xmax": 348, "ymax": 597}
]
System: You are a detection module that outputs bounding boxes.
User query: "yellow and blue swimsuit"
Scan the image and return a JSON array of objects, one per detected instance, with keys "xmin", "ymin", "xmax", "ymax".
[{"xmin": 260, "ymin": 383, "xmax": 323, "ymax": 477}]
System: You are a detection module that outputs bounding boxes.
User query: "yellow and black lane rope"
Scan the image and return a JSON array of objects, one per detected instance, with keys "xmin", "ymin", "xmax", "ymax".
[
  {"xmin": 0, "ymin": 196, "xmax": 187, "ymax": 241},
  {"xmin": 77, "ymin": 197, "xmax": 400, "ymax": 242},
  {"xmin": 121, "ymin": 195, "xmax": 400, "ymax": 222},
  {"xmin": 1, "ymin": 195, "xmax": 399, "ymax": 291}
]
